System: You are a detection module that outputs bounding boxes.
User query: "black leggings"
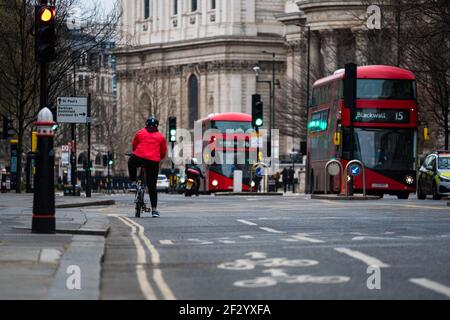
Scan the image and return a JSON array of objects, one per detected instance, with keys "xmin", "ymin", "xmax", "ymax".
[{"xmin": 128, "ymin": 155, "xmax": 160, "ymax": 209}]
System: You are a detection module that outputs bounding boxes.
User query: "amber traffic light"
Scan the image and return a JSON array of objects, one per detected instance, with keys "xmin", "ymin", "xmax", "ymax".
[{"xmin": 35, "ymin": 5, "xmax": 57, "ymax": 63}]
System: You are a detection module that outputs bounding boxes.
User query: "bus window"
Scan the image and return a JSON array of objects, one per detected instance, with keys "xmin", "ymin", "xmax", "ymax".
[{"xmin": 357, "ymin": 79, "xmax": 416, "ymax": 100}]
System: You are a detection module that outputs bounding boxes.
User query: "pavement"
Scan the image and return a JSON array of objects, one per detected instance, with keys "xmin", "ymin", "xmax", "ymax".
[{"xmin": 0, "ymin": 192, "xmax": 112, "ymax": 300}]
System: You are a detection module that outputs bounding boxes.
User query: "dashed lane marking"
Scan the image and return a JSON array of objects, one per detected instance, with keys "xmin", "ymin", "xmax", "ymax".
[
  {"xmin": 290, "ymin": 233, "xmax": 325, "ymax": 243},
  {"xmin": 410, "ymin": 278, "xmax": 450, "ymax": 299},
  {"xmin": 259, "ymin": 227, "xmax": 285, "ymax": 234},
  {"xmin": 159, "ymin": 240, "xmax": 174, "ymax": 245},
  {"xmin": 334, "ymin": 247, "xmax": 390, "ymax": 268},
  {"xmin": 237, "ymin": 219, "xmax": 258, "ymax": 226}
]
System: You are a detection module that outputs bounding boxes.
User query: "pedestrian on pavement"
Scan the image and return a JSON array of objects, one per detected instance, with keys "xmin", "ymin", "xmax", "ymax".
[
  {"xmin": 288, "ymin": 167, "xmax": 295, "ymax": 193},
  {"xmin": 281, "ymin": 168, "xmax": 289, "ymax": 193},
  {"xmin": 128, "ymin": 117, "xmax": 167, "ymax": 218}
]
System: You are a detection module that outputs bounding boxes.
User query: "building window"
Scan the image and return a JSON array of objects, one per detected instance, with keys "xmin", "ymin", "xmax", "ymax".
[
  {"xmin": 211, "ymin": 0, "xmax": 216, "ymax": 10},
  {"xmin": 188, "ymin": 75, "xmax": 199, "ymax": 129},
  {"xmin": 191, "ymin": 0, "xmax": 197, "ymax": 12},
  {"xmin": 173, "ymin": 0, "xmax": 178, "ymax": 15},
  {"xmin": 144, "ymin": 0, "xmax": 150, "ymax": 19}
]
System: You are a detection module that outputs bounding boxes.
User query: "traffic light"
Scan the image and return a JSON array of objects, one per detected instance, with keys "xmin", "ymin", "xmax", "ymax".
[
  {"xmin": 2, "ymin": 116, "xmax": 15, "ymax": 139},
  {"xmin": 50, "ymin": 105, "xmax": 59, "ymax": 131},
  {"xmin": 108, "ymin": 152, "xmax": 114, "ymax": 166},
  {"xmin": 252, "ymin": 94, "xmax": 263, "ymax": 128},
  {"xmin": 35, "ymin": 5, "xmax": 57, "ymax": 63},
  {"xmin": 168, "ymin": 117, "xmax": 177, "ymax": 142}
]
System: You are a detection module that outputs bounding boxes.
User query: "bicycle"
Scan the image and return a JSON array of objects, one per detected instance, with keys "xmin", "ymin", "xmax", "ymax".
[{"xmin": 134, "ymin": 167, "xmax": 152, "ymax": 218}]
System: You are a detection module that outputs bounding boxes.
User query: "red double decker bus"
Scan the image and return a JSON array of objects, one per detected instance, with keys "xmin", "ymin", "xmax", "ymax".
[
  {"xmin": 307, "ymin": 65, "xmax": 418, "ymax": 199},
  {"xmin": 195, "ymin": 112, "xmax": 256, "ymax": 193}
]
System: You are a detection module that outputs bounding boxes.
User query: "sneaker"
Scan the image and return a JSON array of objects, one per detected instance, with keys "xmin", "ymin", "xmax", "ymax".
[{"xmin": 152, "ymin": 210, "xmax": 160, "ymax": 218}]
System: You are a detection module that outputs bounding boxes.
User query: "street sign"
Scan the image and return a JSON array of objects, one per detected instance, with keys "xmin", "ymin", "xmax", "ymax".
[
  {"xmin": 57, "ymin": 97, "xmax": 88, "ymax": 124},
  {"xmin": 350, "ymin": 165, "xmax": 361, "ymax": 177}
]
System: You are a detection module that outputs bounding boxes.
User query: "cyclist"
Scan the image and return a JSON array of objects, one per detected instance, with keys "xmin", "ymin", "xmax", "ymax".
[{"xmin": 128, "ymin": 117, "xmax": 167, "ymax": 217}]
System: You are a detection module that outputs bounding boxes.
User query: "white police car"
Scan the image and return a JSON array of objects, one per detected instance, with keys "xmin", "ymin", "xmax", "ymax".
[{"xmin": 417, "ymin": 151, "xmax": 450, "ymax": 200}]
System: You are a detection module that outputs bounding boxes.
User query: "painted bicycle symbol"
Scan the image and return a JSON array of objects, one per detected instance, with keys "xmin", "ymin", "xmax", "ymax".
[
  {"xmin": 217, "ymin": 252, "xmax": 350, "ymax": 288},
  {"xmin": 234, "ymin": 269, "xmax": 350, "ymax": 288}
]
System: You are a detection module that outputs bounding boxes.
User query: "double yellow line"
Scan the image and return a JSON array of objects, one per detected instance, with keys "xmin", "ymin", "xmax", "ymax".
[{"xmin": 117, "ymin": 216, "xmax": 176, "ymax": 300}]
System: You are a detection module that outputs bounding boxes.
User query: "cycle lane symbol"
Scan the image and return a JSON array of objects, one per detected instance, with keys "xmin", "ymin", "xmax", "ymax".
[{"xmin": 217, "ymin": 252, "xmax": 350, "ymax": 288}]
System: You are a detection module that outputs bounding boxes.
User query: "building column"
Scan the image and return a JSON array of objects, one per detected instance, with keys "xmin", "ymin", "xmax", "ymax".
[
  {"xmin": 352, "ymin": 28, "xmax": 368, "ymax": 66},
  {"xmin": 319, "ymin": 29, "xmax": 338, "ymax": 75}
]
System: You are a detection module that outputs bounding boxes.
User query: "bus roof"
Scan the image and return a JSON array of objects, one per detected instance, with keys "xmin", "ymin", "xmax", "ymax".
[
  {"xmin": 313, "ymin": 65, "xmax": 416, "ymax": 87},
  {"xmin": 199, "ymin": 112, "xmax": 252, "ymax": 122}
]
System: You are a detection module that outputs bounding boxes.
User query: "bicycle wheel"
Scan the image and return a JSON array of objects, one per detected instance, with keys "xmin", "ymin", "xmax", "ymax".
[{"xmin": 135, "ymin": 189, "xmax": 143, "ymax": 218}]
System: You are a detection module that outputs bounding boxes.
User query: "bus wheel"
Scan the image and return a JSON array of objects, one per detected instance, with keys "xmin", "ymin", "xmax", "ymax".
[
  {"xmin": 397, "ymin": 192, "xmax": 409, "ymax": 200},
  {"xmin": 432, "ymin": 183, "xmax": 442, "ymax": 200},
  {"xmin": 417, "ymin": 184, "xmax": 426, "ymax": 200}
]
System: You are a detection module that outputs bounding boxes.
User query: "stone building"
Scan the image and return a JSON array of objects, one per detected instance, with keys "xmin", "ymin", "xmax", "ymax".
[{"xmin": 115, "ymin": 0, "xmax": 419, "ymax": 172}]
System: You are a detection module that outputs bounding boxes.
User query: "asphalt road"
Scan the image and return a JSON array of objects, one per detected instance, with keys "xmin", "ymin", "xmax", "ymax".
[{"xmin": 100, "ymin": 193, "xmax": 450, "ymax": 300}]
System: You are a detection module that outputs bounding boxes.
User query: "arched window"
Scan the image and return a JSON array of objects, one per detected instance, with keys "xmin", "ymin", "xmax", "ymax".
[
  {"xmin": 211, "ymin": 0, "xmax": 216, "ymax": 10},
  {"xmin": 191, "ymin": 0, "xmax": 198, "ymax": 12},
  {"xmin": 95, "ymin": 153, "xmax": 102, "ymax": 166},
  {"xmin": 144, "ymin": 0, "xmax": 150, "ymax": 19},
  {"xmin": 78, "ymin": 152, "xmax": 87, "ymax": 165},
  {"xmin": 188, "ymin": 75, "xmax": 199, "ymax": 129}
]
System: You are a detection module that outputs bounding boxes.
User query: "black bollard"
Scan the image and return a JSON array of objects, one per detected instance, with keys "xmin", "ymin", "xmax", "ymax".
[{"xmin": 32, "ymin": 107, "xmax": 56, "ymax": 234}]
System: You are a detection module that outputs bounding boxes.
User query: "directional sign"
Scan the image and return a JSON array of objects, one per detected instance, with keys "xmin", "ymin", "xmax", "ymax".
[
  {"xmin": 350, "ymin": 165, "xmax": 361, "ymax": 177},
  {"xmin": 57, "ymin": 97, "xmax": 88, "ymax": 124},
  {"xmin": 255, "ymin": 167, "xmax": 264, "ymax": 178}
]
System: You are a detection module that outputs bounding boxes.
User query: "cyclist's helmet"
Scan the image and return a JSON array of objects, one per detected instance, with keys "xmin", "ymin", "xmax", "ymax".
[
  {"xmin": 191, "ymin": 158, "xmax": 198, "ymax": 165},
  {"xmin": 146, "ymin": 117, "xmax": 159, "ymax": 128}
]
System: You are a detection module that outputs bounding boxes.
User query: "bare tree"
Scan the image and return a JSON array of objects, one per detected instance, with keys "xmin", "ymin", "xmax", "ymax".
[{"xmin": 0, "ymin": 0, "xmax": 118, "ymax": 192}]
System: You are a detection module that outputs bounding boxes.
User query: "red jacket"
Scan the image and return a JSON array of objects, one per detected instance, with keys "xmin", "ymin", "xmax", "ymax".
[{"xmin": 132, "ymin": 128, "xmax": 167, "ymax": 162}]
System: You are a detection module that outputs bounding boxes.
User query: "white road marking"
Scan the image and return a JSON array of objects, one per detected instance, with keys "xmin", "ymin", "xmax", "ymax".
[
  {"xmin": 159, "ymin": 240, "xmax": 174, "ymax": 245},
  {"xmin": 237, "ymin": 219, "xmax": 258, "ymax": 226},
  {"xmin": 352, "ymin": 236, "xmax": 396, "ymax": 241},
  {"xmin": 219, "ymin": 240, "xmax": 236, "ymax": 244},
  {"xmin": 410, "ymin": 278, "xmax": 450, "ymax": 299},
  {"xmin": 117, "ymin": 216, "xmax": 157, "ymax": 300},
  {"xmin": 401, "ymin": 204, "xmax": 448, "ymax": 210},
  {"xmin": 122, "ymin": 217, "xmax": 175, "ymax": 300},
  {"xmin": 291, "ymin": 233, "xmax": 325, "ymax": 243},
  {"xmin": 246, "ymin": 252, "xmax": 267, "ymax": 259},
  {"xmin": 240, "ymin": 235, "xmax": 254, "ymax": 239},
  {"xmin": 260, "ymin": 227, "xmax": 285, "ymax": 234},
  {"xmin": 400, "ymin": 236, "xmax": 424, "ymax": 240},
  {"xmin": 334, "ymin": 247, "xmax": 390, "ymax": 268}
]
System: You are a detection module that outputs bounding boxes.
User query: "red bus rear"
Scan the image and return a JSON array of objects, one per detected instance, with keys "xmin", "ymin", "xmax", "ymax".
[
  {"xmin": 195, "ymin": 112, "xmax": 256, "ymax": 193},
  {"xmin": 307, "ymin": 65, "xmax": 418, "ymax": 199}
]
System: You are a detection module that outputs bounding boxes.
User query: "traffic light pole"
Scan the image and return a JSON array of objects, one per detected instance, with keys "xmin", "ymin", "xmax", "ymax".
[
  {"xmin": 86, "ymin": 93, "xmax": 92, "ymax": 198},
  {"xmin": 71, "ymin": 62, "xmax": 77, "ymax": 196}
]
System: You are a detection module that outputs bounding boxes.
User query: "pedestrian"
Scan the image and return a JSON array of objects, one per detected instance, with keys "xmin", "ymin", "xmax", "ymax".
[
  {"xmin": 288, "ymin": 167, "xmax": 295, "ymax": 193},
  {"xmin": 281, "ymin": 168, "xmax": 289, "ymax": 193}
]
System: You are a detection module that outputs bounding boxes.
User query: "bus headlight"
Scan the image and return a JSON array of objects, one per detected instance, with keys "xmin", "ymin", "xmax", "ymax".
[
  {"xmin": 405, "ymin": 176, "xmax": 414, "ymax": 185},
  {"xmin": 251, "ymin": 181, "xmax": 255, "ymax": 187},
  {"xmin": 212, "ymin": 180, "xmax": 219, "ymax": 187}
]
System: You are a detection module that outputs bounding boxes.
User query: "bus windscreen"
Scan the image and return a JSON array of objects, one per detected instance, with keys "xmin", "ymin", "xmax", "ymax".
[
  {"xmin": 211, "ymin": 121, "xmax": 253, "ymax": 132},
  {"xmin": 343, "ymin": 128, "xmax": 415, "ymax": 171}
]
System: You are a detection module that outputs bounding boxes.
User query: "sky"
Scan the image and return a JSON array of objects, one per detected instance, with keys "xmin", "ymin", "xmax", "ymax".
[{"xmin": 79, "ymin": 0, "xmax": 116, "ymax": 13}]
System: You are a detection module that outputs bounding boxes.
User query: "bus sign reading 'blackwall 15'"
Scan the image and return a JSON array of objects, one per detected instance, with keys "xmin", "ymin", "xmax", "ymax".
[{"xmin": 354, "ymin": 109, "xmax": 410, "ymax": 124}]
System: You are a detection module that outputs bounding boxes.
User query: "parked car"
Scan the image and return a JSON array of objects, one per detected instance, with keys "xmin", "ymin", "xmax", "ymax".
[
  {"xmin": 157, "ymin": 174, "xmax": 169, "ymax": 193},
  {"xmin": 417, "ymin": 150, "xmax": 450, "ymax": 200}
]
